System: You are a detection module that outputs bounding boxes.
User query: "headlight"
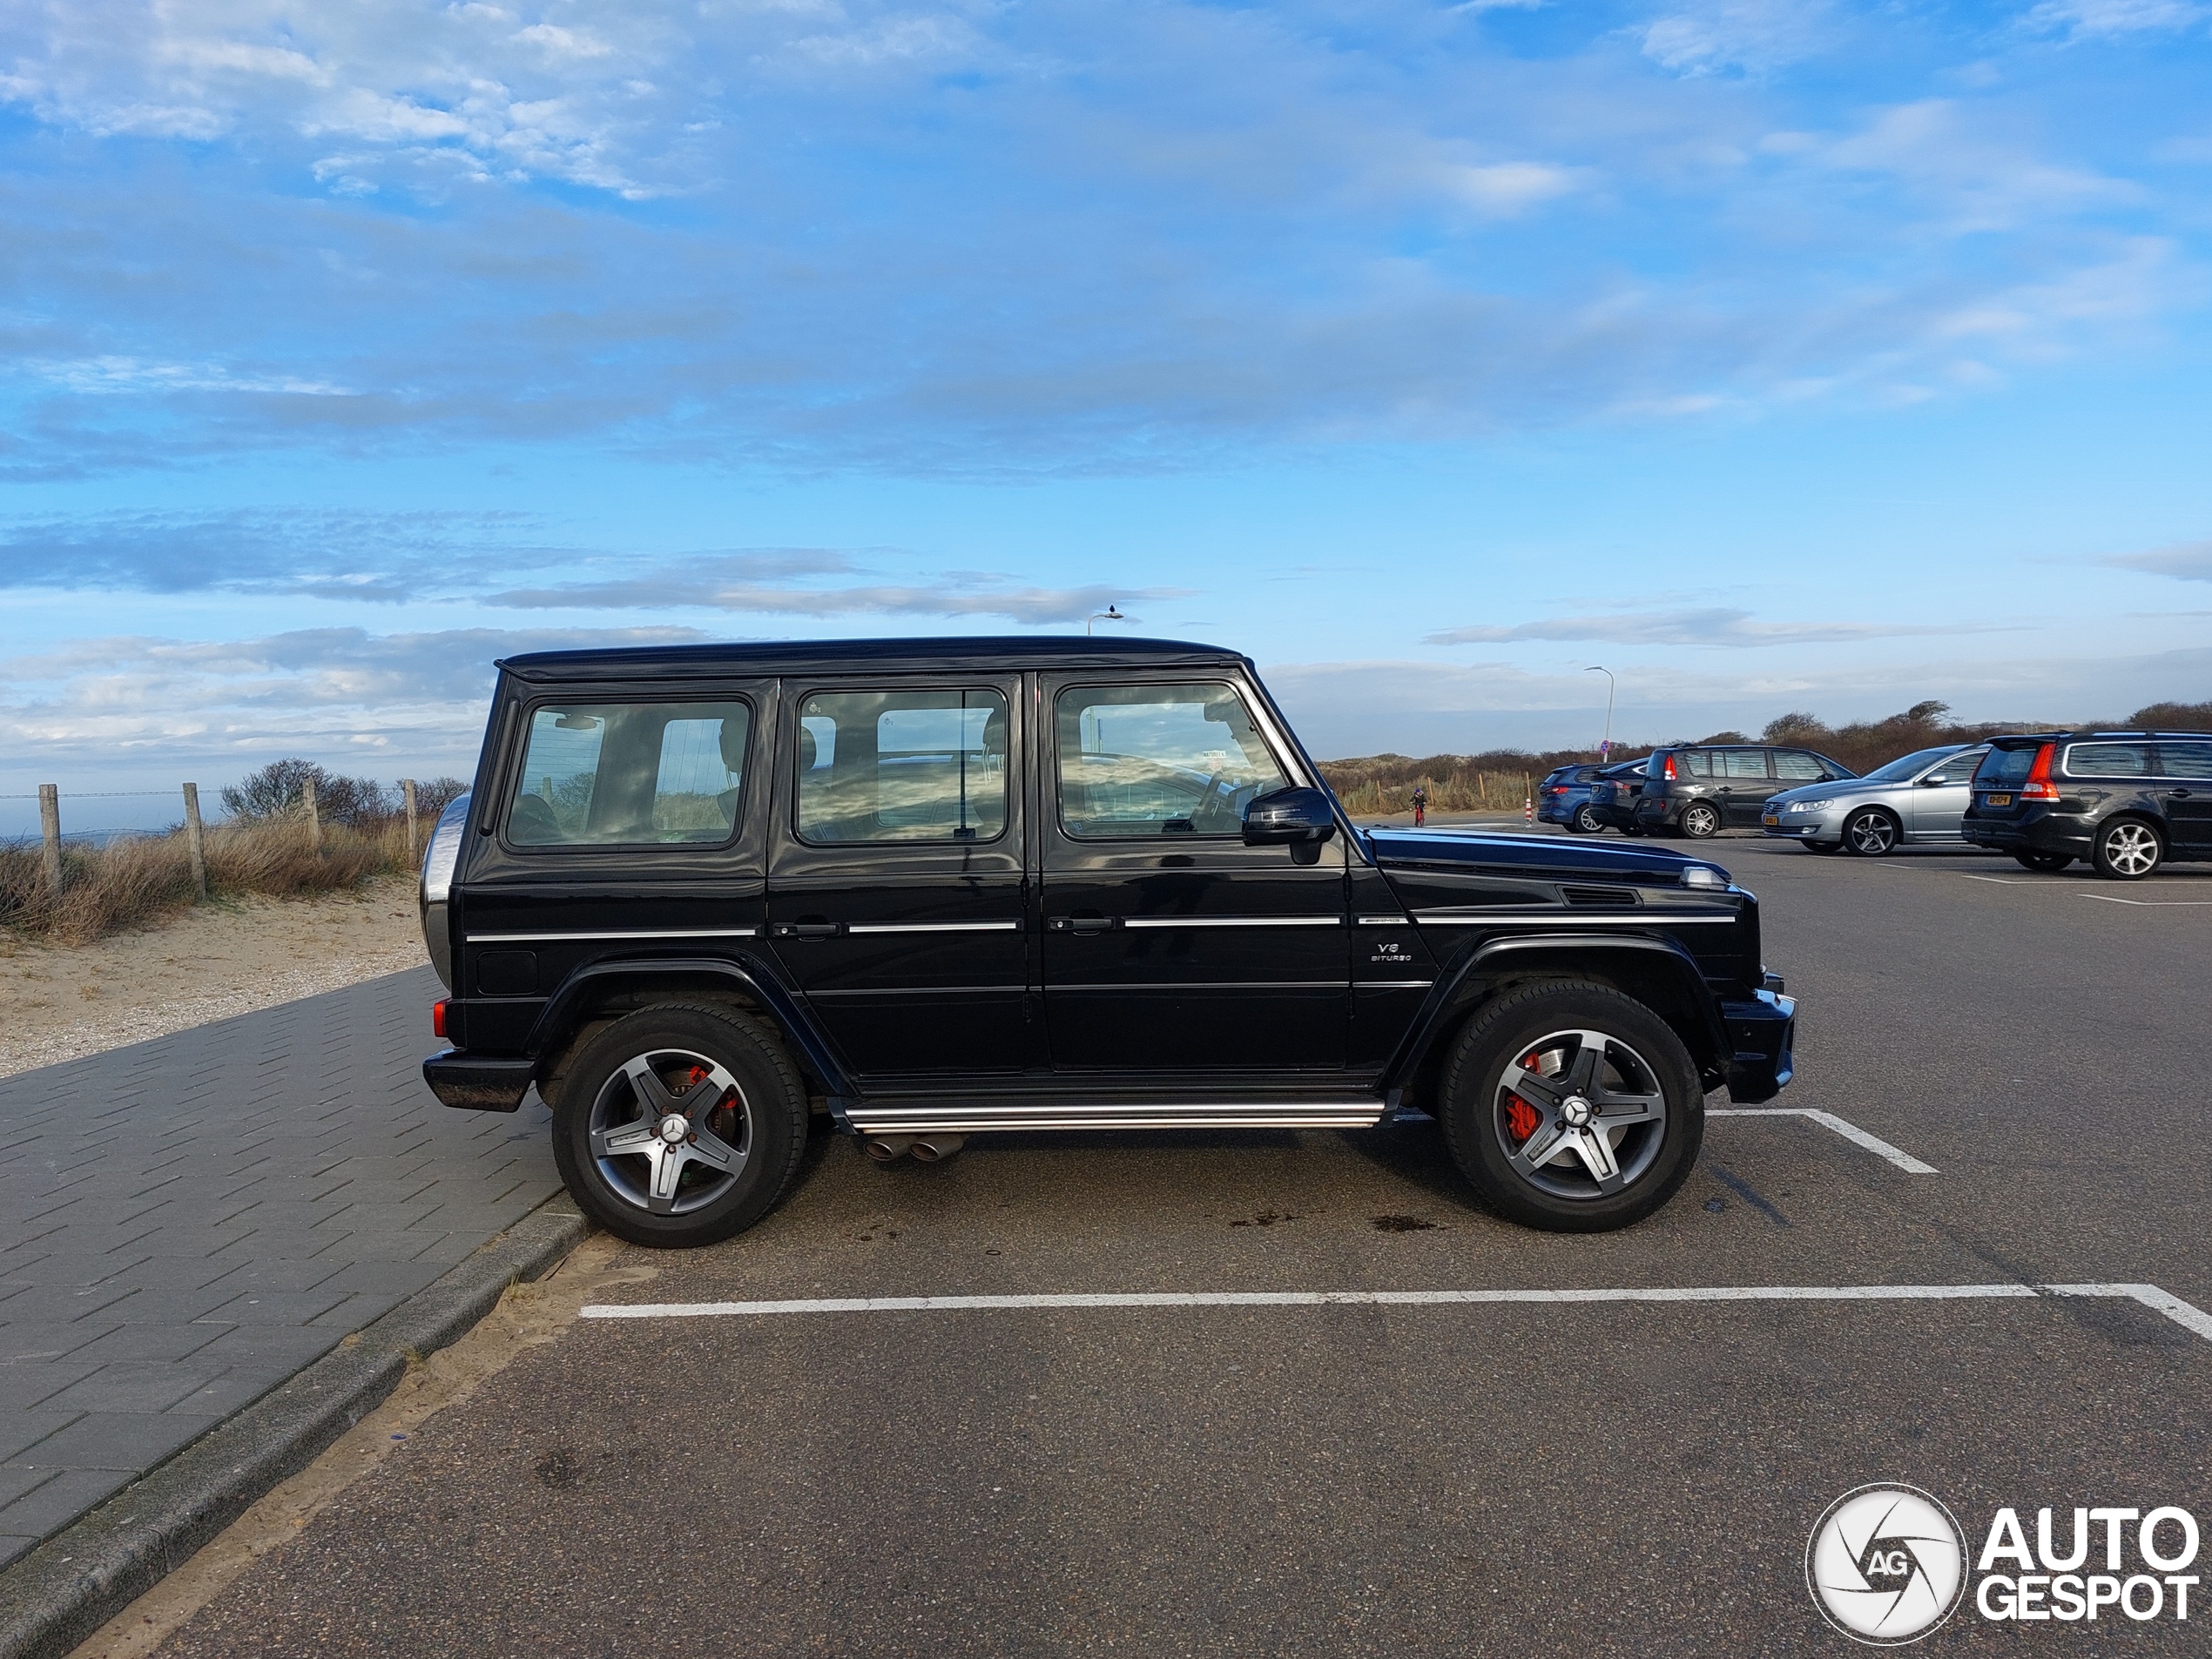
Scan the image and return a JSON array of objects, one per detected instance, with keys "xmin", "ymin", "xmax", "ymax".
[{"xmin": 1784, "ymin": 799, "xmax": 1828, "ymax": 814}]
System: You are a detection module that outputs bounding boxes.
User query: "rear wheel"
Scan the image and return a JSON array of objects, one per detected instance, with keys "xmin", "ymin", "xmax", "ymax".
[
  {"xmin": 2013, "ymin": 850, "xmax": 2073, "ymax": 873},
  {"xmin": 1679, "ymin": 802, "xmax": 1722, "ymax": 840},
  {"xmin": 550, "ymin": 1002, "xmax": 810, "ymax": 1247},
  {"xmin": 1620, "ymin": 822, "xmax": 1649, "ymax": 838},
  {"xmin": 1571, "ymin": 803, "xmax": 1603, "ymax": 833},
  {"xmin": 1842, "ymin": 808, "xmax": 1899, "ymax": 857},
  {"xmin": 1439, "ymin": 981, "xmax": 1703, "ymax": 1233},
  {"xmin": 2093, "ymin": 818, "xmax": 2162, "ymax": 881}
]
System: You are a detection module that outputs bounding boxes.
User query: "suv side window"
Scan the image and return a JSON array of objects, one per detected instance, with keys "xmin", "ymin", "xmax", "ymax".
[
  {"xmin": 2157, "ymin": 740, "xmax": 2212, "ymax": 779},
  {"xmin": 1721, "ymin": 751, "xmax": 1770, "ymax": 779},
  {"xmin": 1662, "ymin": 750, "xmax": 1710, "ymax": 778},
  {"xmin": 1056, "ymin": 681, "xmax": 1289, "ymax": 837},
  {"xmin": 1771, "ymin": 752, "xmax": 1824, "ymax": 782},
  {"xmin": 508, "ymin": 700, "xmax": 752, "ymax": 847},
  {"xmin": 2064, "ymin": 742, "xmax": 2150, "ymax": 778},
  {"xmin": 795, "ymin": 688, "xmax": 1008, "ymax": 845}
]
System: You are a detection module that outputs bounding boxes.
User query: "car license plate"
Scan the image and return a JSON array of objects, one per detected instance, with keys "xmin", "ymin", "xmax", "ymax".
[
  {"xmin": 1763, "ymin": 815, "xmax": 1779, "ymax": 826},
  {"xmin": 1985, "ymin": 793, "xmax": 2012, "ymax": 807}
]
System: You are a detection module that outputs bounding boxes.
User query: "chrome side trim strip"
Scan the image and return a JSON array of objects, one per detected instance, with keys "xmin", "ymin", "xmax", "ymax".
[
  {"xmin": 1119, "ymin": 915, "xmax": 1341, "ymax": 930},
  {"xmin": 1354, "ymin": 915, "xmax": 1411, "ymax": 926},
  {"xmin": 846, "ymin": 921, "xmax": 1021, "ymax": 934},
  {"xmin": 1049, "ymin": 981, "xmax": 1350, "ymax": 992},
  {"xmin": 806, "ymin": 985, "xmax": 1028, "ymax": 998},
  {"xmin": 1358, "ymin": 980, "xmax": 1434, "ymax": 989},
  {"xmin": 1411, "ymin": 913, "xmax": 1736, "ymax": 927},
  {"xmin": 848, "ymin": 1103, "xmax": 1386, "ymax": 1132},
  {"xmin": 466, "ymin": 927, "xmax": 758, "ymax": 943}
]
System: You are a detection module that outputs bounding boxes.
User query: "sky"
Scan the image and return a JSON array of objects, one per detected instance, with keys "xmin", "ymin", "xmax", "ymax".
[{"xmin": 3, "ymin": 0, "xmax": 2209, "ymax": 833}]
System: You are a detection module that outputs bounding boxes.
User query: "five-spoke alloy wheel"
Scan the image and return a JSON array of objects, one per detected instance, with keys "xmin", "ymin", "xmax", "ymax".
[
  {"xmin": 2093, "ymin": 818, "xmax": 2162, "ymax": 881},
  {"xmin": 1842, "ymin": 808, "xmax": 1899, "ymax": 857},
  {"xmin": 1440, "ymin": 981, "xmax": 1703, "ymax": 1231},
  {"xmin": 552, "ymin": 1003, "xmax": 810, "ymax": 1246}
]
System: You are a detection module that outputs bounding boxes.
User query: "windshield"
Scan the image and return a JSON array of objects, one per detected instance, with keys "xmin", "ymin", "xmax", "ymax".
[{"xmin": 1858, "ymin": 746, "xmax": 1955, "ymax": 785}]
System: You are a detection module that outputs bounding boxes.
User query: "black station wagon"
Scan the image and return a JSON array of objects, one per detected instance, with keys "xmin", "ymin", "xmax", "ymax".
[{"xmin": 419, "ymin": 638, "xmax": 1797, "ymax": 1244}]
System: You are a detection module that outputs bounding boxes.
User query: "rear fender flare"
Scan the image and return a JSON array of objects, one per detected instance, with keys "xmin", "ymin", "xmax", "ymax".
[
  {"xmin": 1382, "ymin": 933, "xmax": 1731, "ymax": 1098},
  {"xmin": 523, "ymin": 954, "xmax": 855, "ymax": 1103}
]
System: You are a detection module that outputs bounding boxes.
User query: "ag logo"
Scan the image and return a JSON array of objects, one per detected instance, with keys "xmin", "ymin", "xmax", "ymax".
[{"xmin": 1806, "ymin": 1484, "xmax": 1967, "ymax": 1644}]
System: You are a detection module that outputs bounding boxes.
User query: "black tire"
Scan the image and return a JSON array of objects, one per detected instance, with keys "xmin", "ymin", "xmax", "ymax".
[
  {"xmin": 550, "ymin": 1002, "xmax": 810, "ymax": 1247},
  {"xmin": 1841, "ymin": 807, "xmax": 1900, "ymax": 857},
  {"xmin": 2092, "ymin": 817, "xmax": 2163, "ymax": 881},
  {"xmin": 1571, "ymin": 804, "xmax": 1603, "ymax": 834},
  {"xmin": 1438, "ymin": 981, "xmax": 1704, "ymax": 1233},
  {"xmin": 1620, "ymin": 823, "xmax": 1649, "ymax": 838},
  {"xmin": 1798, "ymin": 840, "xmax": 1842, "ymax": 854},
  {"xmin": 1679, "ymin": 802, "xmax": 1722, "ymax": 840},
  {"xmin": 2013, "ymin": 850, "xmax": 2073, "ymax": 873}
]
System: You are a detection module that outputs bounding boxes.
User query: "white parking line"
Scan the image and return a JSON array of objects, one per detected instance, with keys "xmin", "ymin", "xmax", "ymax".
[
  {"xmin": 2079, "ymin": 894, "xmax": 2212, "ymax": 907},
  {"xmin": 1708, "ymin": 1107, "xmax": 1938, "ymax": 1173},
  {"xmin": 580, "ymin": 1281, "xmax": 2212, "ymax": 1340}
]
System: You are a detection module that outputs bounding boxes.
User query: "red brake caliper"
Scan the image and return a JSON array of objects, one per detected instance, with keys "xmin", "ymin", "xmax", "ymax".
[{"xmin": 1504, "ymin": 1052, "xmax": 1542, "ymax": 1143}]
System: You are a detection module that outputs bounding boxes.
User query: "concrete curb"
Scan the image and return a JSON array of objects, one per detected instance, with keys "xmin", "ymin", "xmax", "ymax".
[{"xmin": 0, "ymin": 1195, "xmax": 591, "ymax": 1659}]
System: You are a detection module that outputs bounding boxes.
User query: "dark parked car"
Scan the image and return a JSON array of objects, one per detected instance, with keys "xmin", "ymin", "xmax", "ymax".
[
  {"xmin": 419, "ymin": 637, "xmax": 1797, "ymax": 1244},
  {"xmin": 1963, "ymin": 732, "xmax": 2212, "ymax": 879},
  {"xmin": 1634, "ymin": 745, "xmax": 1857, "ymax": 839},
  {"xmin": 1538, "ymin": 758, "xmax": 1647, "ymax": 833},
  {"xmin": 1588, "ymin": 765, "xmax": 1653, "ymax": 834}
]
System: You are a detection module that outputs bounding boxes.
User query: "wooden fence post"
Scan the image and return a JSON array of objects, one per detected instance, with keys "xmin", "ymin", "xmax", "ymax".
[
  {"xmin": 38, "ymin": 784, "xmax": 63, "ymax": 895},
  {"xmin": 182, "ymin": 782, "xmax": 209, "ymax": 900},
  {"xmin": 303, "ymin": 775, "xmax": 321, "ymax": 853},
  {"xmin": 403, "ymin": 779, "xmax": 419, "ymax": 865}
]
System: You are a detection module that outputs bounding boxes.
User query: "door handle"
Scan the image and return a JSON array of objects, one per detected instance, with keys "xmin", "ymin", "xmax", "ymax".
[
  {"xmin": 2173, "ymin": 789, "xmax": 2194, "ymax": 799},
  {"xmin": 1049, "ymin": 915, "xmax": 1116, "ymax": 934},
  {"xmin": 773, "ymin": 921, "xmax": 840, "ymax": 940}
]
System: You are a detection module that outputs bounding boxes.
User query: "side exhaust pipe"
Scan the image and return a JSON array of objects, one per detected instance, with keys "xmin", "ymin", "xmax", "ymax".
[
  {"xmin": 907, "ymin": 1133, "xmax": 966, "ymax": 1163},
  {"xmin": 862, "ymin": 1133, "xmax": 915, "ymax": 1163}
]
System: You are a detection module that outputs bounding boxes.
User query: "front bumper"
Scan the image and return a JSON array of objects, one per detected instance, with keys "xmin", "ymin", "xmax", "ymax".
[
  {"xmin": 422, "ymin": 1049, "xmax": 535, "ymax": 1112},
  {"xmin": 1719, "ymin": 988, "xmax": 1796, "ymax": 1104},
  {"xmin": 1762, "ymin": 812, "xmax": 1836, "ymax": 844}
]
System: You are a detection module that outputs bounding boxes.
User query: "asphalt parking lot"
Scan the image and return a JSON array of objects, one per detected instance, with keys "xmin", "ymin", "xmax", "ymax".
[{"xmin": 144, "ymin": 839, "xmax": 2212, "ymax": 1656}]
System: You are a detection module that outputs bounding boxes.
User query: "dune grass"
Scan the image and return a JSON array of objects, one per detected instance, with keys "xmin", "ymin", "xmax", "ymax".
[{"xmin": 2, "ymin": 816, "xmax": 415, "ymax": 946}]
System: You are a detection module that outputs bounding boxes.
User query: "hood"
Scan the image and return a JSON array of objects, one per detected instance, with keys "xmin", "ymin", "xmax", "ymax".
[
  {"xmin": 1363, "ymin": 827, "xmax": 1725, "ymax": 886},
  {"xmin": 1764, "ymin": 779, "xmax": 1856, "ymax": 806}
]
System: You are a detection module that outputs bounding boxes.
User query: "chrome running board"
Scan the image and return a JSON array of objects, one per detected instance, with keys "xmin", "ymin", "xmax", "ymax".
[{"xmin": 846, "ymin": 1100, "xmax": 1386, "ymax": 1133}]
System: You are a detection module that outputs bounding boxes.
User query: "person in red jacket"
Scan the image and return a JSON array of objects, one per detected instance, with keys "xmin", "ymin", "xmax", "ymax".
[{"xmin": 1410, "ymin": 784, "xmax": 1428, "ymax": 827}]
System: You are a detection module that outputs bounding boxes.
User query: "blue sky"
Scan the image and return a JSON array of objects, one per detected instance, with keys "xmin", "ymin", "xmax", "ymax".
[{"xmin": 3, "ymin": 0, "xmax": 2209, "ymax": 832}]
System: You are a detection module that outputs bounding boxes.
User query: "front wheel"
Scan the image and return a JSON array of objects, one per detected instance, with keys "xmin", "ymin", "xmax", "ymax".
[
  {"xmin": 1571, "ymin": 804, "xmax": 1603, "ymax": 834},
  {"xmin": 550, "ymin": 1002, "xmax": 810, "ymax": 1247},
  {"xmin": 1842, "ymin": 808, "xmax": 1899, "ymax": 857},
  {"xmin": 2013, "ymin": 850, "xmax": 2073, "ymax": 873},
  {"xmin": 1439, "ymin": 981, "xmax": 1703, "ymax": 1232},
  {"xmin": 2093, "ymin": 819, "xmax": 2162, "ymax": 880},
  {"xmin": 1679, "ymin": 802, "xmax": 1722, "ymax": 840}
]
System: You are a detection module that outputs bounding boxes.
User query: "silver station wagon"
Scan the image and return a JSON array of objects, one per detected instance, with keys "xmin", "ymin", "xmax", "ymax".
[{"xmin": 1760, "ymin": 743, "xmax": 1989, "ymax": 856}]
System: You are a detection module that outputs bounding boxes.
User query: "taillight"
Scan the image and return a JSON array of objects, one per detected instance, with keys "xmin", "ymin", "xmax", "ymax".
[
  {"xmin": 433, "ymin": 1000, "xmax": 448, "ymax": 1040},
  {"xmin": 2021, "ymin": 742, "xmax": 2060, "ymax": 801},
  {"xmin": 1548, "ymin": 785, "xmax": 1568, "ymax": 794},
  {"xmin": 1662, "ymin": 755, "xmax": 1678, "ymax": 780}
]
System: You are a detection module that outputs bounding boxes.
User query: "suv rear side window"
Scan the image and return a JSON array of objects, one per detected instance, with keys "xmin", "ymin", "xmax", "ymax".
[
  {"xmin": 509, "ymin": 701, "xmax": 752, "ymax": 846},
  {"xmin": 1057, "ymin": 682, "xmax": 1289, "ymax": 837},
  {"xmin": 1771, "ymin": 752, "xmax": 1824, "ymax": 782},
  {"xmin": 2158, "ymin": 740, "xmax": 2212, "ymax": 779},
  {"xmin": 2065, "ymin": 742, "xmax": 2150, "ymax": 778},
  {"xmin": 1721, "ymin": 751, "xmax": 1770, "ymax": 779},
  {"xmin": 795, "ymin": 688, "xmax": 1008, "ymax": 845},
  {"xmin": 1652, "ymin": 750, "xmax": 1710, "ymax": 778}
]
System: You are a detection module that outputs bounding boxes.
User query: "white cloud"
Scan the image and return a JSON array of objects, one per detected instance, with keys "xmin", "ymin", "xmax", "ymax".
[
  {"xmin": 2024, "ymin": 0, "xmax": 2209, "ymax": 37},
  {"xmin": 1637, "ymin": 0, "xmax": 1832, "ymax": 76},
  {"xmin": 1422, "ymin": 606, "xmax": 2000, "ymax": 648},
  {"xmin": 2106, "ymin": 538, "xmax": 2212, "ymax": 579}
]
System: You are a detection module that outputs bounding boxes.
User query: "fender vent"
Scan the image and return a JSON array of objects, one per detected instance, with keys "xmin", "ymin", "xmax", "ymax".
[{"xmin": 1560, "ymin": 885, "xmax": 1638, "ymax": 907}]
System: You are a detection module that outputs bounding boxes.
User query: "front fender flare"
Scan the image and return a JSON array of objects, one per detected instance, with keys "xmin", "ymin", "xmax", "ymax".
[{"xmin": 1380, "ymin": 932, "xmax": 1733, "ymax": 1094}]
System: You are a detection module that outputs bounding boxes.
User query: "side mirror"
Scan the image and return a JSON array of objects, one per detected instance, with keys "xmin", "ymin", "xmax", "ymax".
[{"xmin": 1243, "ymin": 786, "xmax": 1338, "ymax": 865}]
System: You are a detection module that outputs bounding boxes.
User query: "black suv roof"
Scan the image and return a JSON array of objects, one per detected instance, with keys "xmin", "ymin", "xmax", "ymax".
[
  {"xmin": 1985, "ymin": 730, "xmax": 2202, "ymax": 747},
  {"xmin": 498, "ymin": 636, "xmax": 1245, "ymax": 684}
]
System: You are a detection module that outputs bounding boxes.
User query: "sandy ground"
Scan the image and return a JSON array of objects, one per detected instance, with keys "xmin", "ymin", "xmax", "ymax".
[{"xmin": 0, "ymin": 880, "xmax": 428, "ymax": 1080}]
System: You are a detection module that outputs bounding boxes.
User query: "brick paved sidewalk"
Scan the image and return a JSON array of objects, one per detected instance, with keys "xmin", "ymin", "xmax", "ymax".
[{"xmin": 0, "ymin": 966, "xmax": 561, "ymax": 1566}]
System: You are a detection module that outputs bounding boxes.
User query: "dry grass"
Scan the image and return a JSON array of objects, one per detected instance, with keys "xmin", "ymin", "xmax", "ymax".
[
  {"xmin": 1322, "ymin": 757, "xmax": 1540, "ymax": 816},
  {"xmin": 0, "ymin": 814, "xmax": 415, "ymax": 946}
]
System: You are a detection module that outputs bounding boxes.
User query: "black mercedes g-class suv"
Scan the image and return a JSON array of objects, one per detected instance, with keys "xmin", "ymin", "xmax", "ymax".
[{"xmin": 419, "ymin": 638, "xmax": 1797, "ymax": 1245}]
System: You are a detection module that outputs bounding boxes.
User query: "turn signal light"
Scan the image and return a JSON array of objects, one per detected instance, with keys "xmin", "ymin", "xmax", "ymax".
[
  {"xmin": 2021, "ymin": 742, "xmax": 2060, "ymax": 801},
  {"xmin": 432, "ymin": 1000, "xmax": 448, "ymax": 1040}
]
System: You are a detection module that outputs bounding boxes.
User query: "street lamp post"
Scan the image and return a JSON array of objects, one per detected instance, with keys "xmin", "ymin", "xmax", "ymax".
[
  {"xmin": 1087, "ymin": 604, "xmax": 1124, "ymax": 636},
  {"xmin": 1584, "ymin": 665, "xmax": 1615, "ymax": 757}
]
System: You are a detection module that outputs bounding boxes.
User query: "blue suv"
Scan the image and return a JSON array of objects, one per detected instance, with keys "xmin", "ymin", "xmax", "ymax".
[{"xmin": 1541, "ymin": 759, "xmax": 1649, "ymax": 834}]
